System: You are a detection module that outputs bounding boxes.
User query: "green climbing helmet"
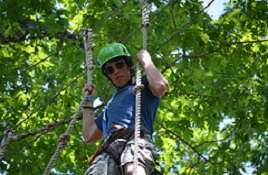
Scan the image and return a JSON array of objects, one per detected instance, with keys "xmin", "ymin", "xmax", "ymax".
[{"xmin": 97, "ymin": 42, "xmax": 131, "ymax": 68}]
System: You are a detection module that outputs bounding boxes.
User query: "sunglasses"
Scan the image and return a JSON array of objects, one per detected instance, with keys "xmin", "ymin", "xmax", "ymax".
[{"xmin": 104, "ymin": 61, "xmax": 126, "ymax": 75}]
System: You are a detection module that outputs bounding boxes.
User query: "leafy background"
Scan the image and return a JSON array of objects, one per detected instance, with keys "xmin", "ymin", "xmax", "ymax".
[{"xmin": 0, "ymin": 0, "xmax": 268, "ymax": 174}]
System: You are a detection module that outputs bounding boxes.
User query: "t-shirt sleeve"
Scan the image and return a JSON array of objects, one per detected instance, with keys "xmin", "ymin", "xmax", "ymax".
[
  {"xmin": 95, "ymin": 112, "xmax": 103, "ymax": 132},
  {"xmin": 142, "ymin": 76, "xmax": 160, "ymax": 98}
]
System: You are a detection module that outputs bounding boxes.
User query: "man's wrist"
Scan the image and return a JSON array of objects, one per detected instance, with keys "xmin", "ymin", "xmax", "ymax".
[
  {"xmin": 81, "ymin": 96, "xmax": 94, "ymax": 110},
  {"xmin": 84, "ymin": 95, "xmax": 94, "ymax": 102},
  {"xmin": 82, "ymin": 106, "xmax": 94, "ymax": 110}
]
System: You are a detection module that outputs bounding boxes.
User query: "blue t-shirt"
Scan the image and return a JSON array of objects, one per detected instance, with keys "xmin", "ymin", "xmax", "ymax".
[{"xmin": 95, "ymin": 77, "xmax": 160, "ymax": 138}]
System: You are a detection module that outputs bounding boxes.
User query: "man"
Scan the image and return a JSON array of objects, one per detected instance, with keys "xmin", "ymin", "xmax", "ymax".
[{"xmin": 83, "ymin": 43, "xmax": 168, "ymax": 175}]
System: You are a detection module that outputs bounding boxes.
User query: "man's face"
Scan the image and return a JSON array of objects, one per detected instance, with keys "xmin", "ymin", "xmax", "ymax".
[{"xmin": 103, "ymin": 58, "xmax": 131, "ymax": 88}]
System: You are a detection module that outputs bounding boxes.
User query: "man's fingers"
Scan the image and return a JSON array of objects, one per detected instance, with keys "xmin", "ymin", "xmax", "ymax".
[{"xmin": 84, "ymin": 84, "xmax": 95, "ymax": 95}]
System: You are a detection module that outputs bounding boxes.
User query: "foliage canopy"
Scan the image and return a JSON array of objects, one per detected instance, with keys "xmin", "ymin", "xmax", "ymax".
[{"xmin": 0, "ymin": 0, "xmax": 268, "ymax": 174}]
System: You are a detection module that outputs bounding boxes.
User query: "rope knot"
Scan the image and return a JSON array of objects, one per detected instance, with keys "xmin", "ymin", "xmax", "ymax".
[
  {"xmin": 133, "ymin": 84, "xmax": 144, "ymax": 94},
  {"xmin": 141, "ymin": 2, "xmax": 150, "ymax": 27},
  {"xmin": 58, "ymin": 133, "xmax": 69, "ymax": 147}
]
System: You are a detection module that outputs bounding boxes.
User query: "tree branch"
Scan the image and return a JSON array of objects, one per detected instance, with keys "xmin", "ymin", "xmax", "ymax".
[
  {"xmin": 12, "ymin": 116, "xmax": 76, "ymax": 141},
  {"xmin": 15, "ymin": 72, "xmax": 83, "ymax": 128},
  {"xmin": 0, "ymin": 20, "xmax": 81, "ymax": 44},
  {"xmin": 200, "ymin": 0, "xmax": 216, "ymax": 13},
  {"xmin": 160, "ymin": 123, "xmax": 209, "ymax": 163}
]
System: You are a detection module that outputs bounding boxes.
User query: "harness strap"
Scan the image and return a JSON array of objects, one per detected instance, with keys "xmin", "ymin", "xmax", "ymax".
[{"xmin": 88, "ymin": 128, "xmax": 133, "ymax": 165}]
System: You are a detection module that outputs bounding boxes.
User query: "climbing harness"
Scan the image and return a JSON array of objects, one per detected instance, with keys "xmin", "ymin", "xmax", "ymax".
[
  {"xmin": 133, "ymin": 0, "xmax": 150, "ymax": 174},
  {"xmin": 42, "ymin": 28, "xmax": 94, "ymax": 175},
  {"xmin": 88, "ymin": 128, "xmax": 134, "ymax": 165}
]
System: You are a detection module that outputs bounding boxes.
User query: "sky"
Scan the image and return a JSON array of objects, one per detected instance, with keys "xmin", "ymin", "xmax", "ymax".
[{"xmin": 202, "ymin": 0, "xmax": 229, "ymax": 19}]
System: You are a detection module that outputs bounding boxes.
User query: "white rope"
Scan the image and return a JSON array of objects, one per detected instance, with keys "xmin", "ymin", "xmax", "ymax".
[
  {"xmin": 42, "ymin": 29, "xmax": 93, "ymax": 175},
  {"xmin": 134, "ymin": 1, "xmax": 150, "ymax": 174},
  {"xmin": 84, "ymin": 28, "xmax": 94, "ymax": 85}
]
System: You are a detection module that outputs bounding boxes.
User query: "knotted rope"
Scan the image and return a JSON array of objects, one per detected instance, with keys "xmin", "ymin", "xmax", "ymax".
[
  {"xmin": 133, "ymin": 0, "xmax": 150, "ymax": 174},
  {"xmin": 42, "ymin": 29, "xmax": 93, "ymax": 175}
]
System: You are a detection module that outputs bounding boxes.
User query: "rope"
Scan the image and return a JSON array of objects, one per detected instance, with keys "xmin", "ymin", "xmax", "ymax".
[
  {"xmin": 42, "ymin": 107, "xmax": 81, "ymax": 175},
  {"xmin": 42, "ymin": 29, "xmax": 93, "ymax": 175},
  {"xmin": 133, "ymin": 0, "xmax": 149, "ymax": 174},
  {"xmin": 84, "ymin": 28, "xmax": 94, "ymax": 85}
]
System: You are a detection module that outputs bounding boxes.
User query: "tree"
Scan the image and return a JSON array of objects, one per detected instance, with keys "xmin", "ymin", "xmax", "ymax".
[{"xmin": 1, "ymin": 0, "xmax": 267, "ymax": 174}]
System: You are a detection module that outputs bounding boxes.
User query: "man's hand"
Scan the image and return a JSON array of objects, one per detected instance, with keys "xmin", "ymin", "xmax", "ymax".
[
  {"xmin": 83, "ymin": 84, "xmax": 96, "ymax": 96},
  {"xmin": 136, "ymin": 49, "xmax": 153, "ymax": 67},
  {"xmin": 136, "ymin": 49, "xmax": 168, "ymax": 97}
]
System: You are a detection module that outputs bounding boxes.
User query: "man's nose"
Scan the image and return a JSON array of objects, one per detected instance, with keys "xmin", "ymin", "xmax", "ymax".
[{"xmin": 112, "ymin": 66, "xmax": 120, "ymax": 74}]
